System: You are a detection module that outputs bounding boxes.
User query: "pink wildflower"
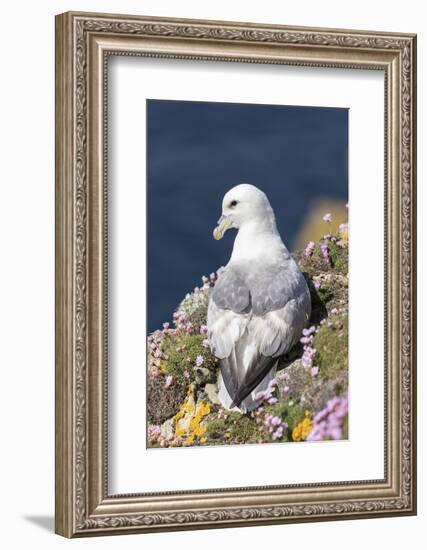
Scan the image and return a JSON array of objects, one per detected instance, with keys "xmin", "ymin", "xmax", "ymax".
[
  {"xmin": 147, "ymin": 425, "xmax": 161, "ymax": 443},
  {"xmin": 320, "ymin": 242, "xmax": 330, "ymax": 263},
  {"xmin": 304, "ymin": 241, "xmax": 316, "ymax": 257},
  {"xmin": 307, "ymin": 393, "xmax": 348, "ymax": 441}
]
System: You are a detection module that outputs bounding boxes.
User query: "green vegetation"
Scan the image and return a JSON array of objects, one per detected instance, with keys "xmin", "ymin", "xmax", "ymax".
[
  {"xmin": 161, "ymin": 333, "xmax": 216, "ymax": 384},
  {"xmin": 314, "ymin": 312, "xmax": 349, "ymax": 380}
]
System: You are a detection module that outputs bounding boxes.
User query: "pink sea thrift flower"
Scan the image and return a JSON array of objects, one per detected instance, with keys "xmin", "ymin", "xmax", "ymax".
[
  {"xmin": 304, "ymin": 241, "xmax": 316, "ymax": 257},
  {"xmin": 264, "ymin": 415, "xmax": 288, "ymax": 441},
  {"xmin": 200, "ymin": 324, "xmax": 208, "ymax": 335},
  {"xmin": 272, "ymin": 425, "xmax": 284, "ymax": 440},
  {"xmin": 175, "ymin": 311, "xmax": 186, "ymax": 324},
  {"xmin": 202, "ymin": 339, "xmax": 210, "ymax": 348},
  {"xmin": 164, "ymin": 375, "xmax": 173, "ymax": 388},
  {"xmin": 147, "ymin": 425, "xmax": 161, "ymax": 443},
  {"xmin": 323, "ymin": 212, "xmax": 332, "ymax": 223},
  {"xmin": 307, "ymin": 393, "xmax": 349, "ymax": 441},
  {"xmin": 196, "ymin": 355, "xmax": 204, "ymax": 367},
  {"xmin": 302, "ymin": 346, "xmax": 316, "ymax": 369},
  {"xmin": 149, "ymin": 365, "xmax": 161, "ymax": 377},
  {"xmin": 310, "ymin": 366, "xmax": 319, "ymax": 377},
  {"xmin": 255, "ymin": 379, "xmax": 276, "ymax": 402},
  {"xmin": 303, "ymin": 326, "xmax": 316, "ymax": 337},
  {"xmin": 320, "ymin": 242, "xmax": 330, "ymax": 263}
]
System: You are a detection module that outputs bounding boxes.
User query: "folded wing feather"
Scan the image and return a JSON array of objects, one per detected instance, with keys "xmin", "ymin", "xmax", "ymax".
[{"xmin": 208, "ymin": 261, "xmax": 310, "ymax": 409}]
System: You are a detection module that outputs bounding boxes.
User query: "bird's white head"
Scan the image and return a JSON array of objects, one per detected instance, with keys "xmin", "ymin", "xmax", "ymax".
[{"xmin": 213, "ymin": 183, "xmax": 276, "ymax": 240}]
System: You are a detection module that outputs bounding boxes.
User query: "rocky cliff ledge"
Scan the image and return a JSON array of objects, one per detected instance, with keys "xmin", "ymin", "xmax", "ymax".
[{"xmin": 147, "ymin": 228, "xmax": 349, "ymax": 448}]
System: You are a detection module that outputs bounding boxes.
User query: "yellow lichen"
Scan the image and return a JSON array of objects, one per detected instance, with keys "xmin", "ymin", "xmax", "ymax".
[
  {"xmin": 292, "ymin": 416, "xmax": 313, "ymax": 442},
  {"xmin": 172, "ymin": 387, "xmax": 211, "ymax": 445}
]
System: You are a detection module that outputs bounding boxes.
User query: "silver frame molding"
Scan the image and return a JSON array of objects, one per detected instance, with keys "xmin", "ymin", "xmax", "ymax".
[{"xmin": 55, "ymin": 11, "xmax": 417, "ymax": 538}]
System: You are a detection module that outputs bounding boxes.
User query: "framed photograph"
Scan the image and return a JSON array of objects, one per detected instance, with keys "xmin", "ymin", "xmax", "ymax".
[{"xmin": 55, "ymin": 11, "xmax": 417, "ymax": 537}]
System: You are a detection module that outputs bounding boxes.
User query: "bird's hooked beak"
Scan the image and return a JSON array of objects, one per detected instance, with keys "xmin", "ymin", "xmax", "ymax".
[{"xmin": 213, "ymin": 214, "xmax": 233, "ymax": 240}]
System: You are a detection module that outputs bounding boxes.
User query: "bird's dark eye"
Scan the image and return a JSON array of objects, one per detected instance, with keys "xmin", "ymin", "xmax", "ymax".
[{"xmin": 229, "ymin": 200, "xmax": 238, "ymax": 208}]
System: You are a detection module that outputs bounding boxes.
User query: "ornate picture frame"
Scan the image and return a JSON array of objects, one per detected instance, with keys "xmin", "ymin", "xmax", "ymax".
[{"xmin": 55, "ymin": 11, "xmax": 417, "ymax": 537}]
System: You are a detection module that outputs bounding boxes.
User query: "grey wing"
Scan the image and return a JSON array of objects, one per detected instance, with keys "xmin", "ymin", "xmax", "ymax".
[
  {"xmin": 249, "ymin": 291, "xmax": 311, "ymax": 358},
  {"xmin": 207, "ymin": 298, "xmax": 274, "ymax": 408},
  {"xmin": 208, "ymin": 291, "xmax": 311, "ymax": 409},
  {"xmin": 247, "ymin": 258, "xmax": 309, "ymax": 316},
  {"xmin": 207, "ymin": 298, "xmax": 249, "ymax": 359},
  {"xmin": 208, "ymin": 258, "xmax": 311, "ymax": 408},
  {"xmin": 211, "ymin": 266, "xmax": 250, "ymax": 313}
]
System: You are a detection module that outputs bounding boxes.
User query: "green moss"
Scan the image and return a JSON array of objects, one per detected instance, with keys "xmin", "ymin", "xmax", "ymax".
[
  {"xmin": 205, "ymin": 418, "xmax": 228, "ymax": 440},
  {"xmin": 327, "ymin": 241, "xmax": 348, "ymax": 275},
  {"xmin": 228, "ymin": 415, "xmax": 261, "ymax": 442},
  {"xmin": 205, "ymin": 411, "xmax": 262, "ymax": 444},
  {"xmin": 204, "ymin": 402, "xmax": 310, "ymax": 446},
  {"xmin": 316, "ymin": 284, "xmax": 335, "ymax": 304},
  {"xmin": 314, "ymin": 313, "xmax": 348, "ymax": 380},
  {"xmin": 161, "ymin": 333, "xmax": 216, "ymax": 384}
]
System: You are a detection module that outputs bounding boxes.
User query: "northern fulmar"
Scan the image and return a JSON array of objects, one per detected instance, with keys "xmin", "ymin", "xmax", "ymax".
[{"xmin": 207, "ymin": 184, "xmax": 311, "ymax": 413}]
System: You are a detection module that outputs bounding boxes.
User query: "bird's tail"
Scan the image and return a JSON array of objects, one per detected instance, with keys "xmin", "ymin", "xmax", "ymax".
[{"xmin": 229, "ymin": 355, "xmax": 277, "ymax": 409}]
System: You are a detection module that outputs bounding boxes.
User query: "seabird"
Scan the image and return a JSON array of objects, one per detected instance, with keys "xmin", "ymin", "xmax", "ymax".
[{"xmin": 207, "ymin": 184, "xmax": 311, "ymax": 413}]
